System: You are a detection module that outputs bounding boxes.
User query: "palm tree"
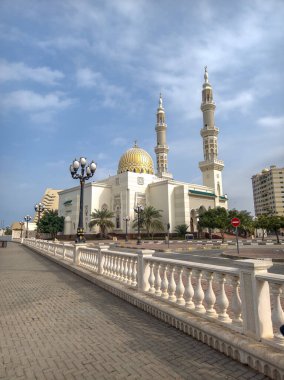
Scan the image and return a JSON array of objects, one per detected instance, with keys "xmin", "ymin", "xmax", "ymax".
[
  {"xmin": 133, "ymin": 205, "xmax": 164, "ymax": 238},
  {"xmin": 174, "ymin": 224, "xmax": 189, "ymax": 237},
  {"xmin": 89, "ymin": 209, "xmax": 115, "ymax": 238}
]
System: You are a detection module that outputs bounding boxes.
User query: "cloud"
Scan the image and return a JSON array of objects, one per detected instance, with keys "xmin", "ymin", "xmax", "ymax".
[
  {"xmin": 1, "ymin": 90, "xmax": 74, "ymax": 112},
  {"xmin": 0, "ymin": 60, "xmax": 64, "ymax": 85},
  {"xmin": 76, "ymin": 67, "xmax": 126, "ymax": 108},
  {"xmin": 218, "ymin": 91, "xmax": 255, "ymax": 113},
  {"xmin": 76, "ymin": 68, "xmax": 101, "ymax": 88},
  {"xmin": 257, "ymin": 116, "xmax": 284, "ymax": 129}
]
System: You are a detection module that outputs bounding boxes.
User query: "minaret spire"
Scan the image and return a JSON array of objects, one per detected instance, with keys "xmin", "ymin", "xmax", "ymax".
[
  {"xmin": 199, "ymin": 67, "xmax": 225, "ymax": 204},
  {"xmin": 154, "ymin": 94, "xmax": 172, "ymax": 179}
]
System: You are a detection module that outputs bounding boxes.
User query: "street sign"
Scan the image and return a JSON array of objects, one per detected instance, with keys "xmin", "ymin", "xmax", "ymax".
[{"xmin": 231, "ymin": 217, "xmax": 240, "ymax": 228}]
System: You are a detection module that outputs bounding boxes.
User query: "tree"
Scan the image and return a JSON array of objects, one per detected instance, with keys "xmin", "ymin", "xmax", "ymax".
[
  {"xmin": 133, "ymin": 206, "xmax": 164, "ymax": 238},
  {"xmin": 37, "ymin": 210, "xmax": 64, "ymax": 239},
  {"xmin": 89, "ymin": 209, "xmax": 115, "ymax": 238},
  {"xmin": 198, "ymin": 208, "xmax": 218, "ymax": 239},
  {"xmin": 4, "ymin": 227, "xmax": 12, "ymax": 235},
  {"xmin": 213, "ymin": 207, "xmax": 229, "ymax": 242},
  {"xmin": 267, "ymin": 215, "xmax": 284, "ymax": 244},
  {"xmin": 228, "ymin": 209, "xmax": 254, "ymax": 237},
  {"xmin": 254, "ymin": 214, "xmax": 269, "ymax": 241},
  {"xmin": 174, "ymin": 224, "xmax": 189, "ymax": 237}
]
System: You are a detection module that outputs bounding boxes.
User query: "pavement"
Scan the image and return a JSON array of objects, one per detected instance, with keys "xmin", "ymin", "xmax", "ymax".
[{"xmin": 0, "ymin": 242, "xmax": 270, "ymax": 380}]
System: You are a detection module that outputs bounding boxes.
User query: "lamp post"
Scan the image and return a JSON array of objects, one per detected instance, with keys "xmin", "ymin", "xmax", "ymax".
[
  {"xmin": 34, "ymin": 202, "xmax": 45, "ymax": 239},
  {"xmin": 134, "ymin": 205, "xmax": 144, "ymax": 245},
  {"xmin": 19, "ymin": 222, "xmax": 24, "ymax": 239},
  {"xmin": 123, "ymin": 216, "xmax": 130, "ymax": 242},
  {"xmin": 24, "ymin": 215, "xmax": 32, "ymax": 238},
  {"xmin": 70, "ymin": 157, "xmax": 96, "ymax": 243},
  {"xmin": 167, "ymin": 222, "xmax": 170, "ymax": 248}
]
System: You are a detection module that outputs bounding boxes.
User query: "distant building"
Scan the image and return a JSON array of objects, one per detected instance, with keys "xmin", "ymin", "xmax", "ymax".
[
  {"xmin": 252, "ymin": 165, "xmax": 284, "ymax": 216},
  {"xmin": 33, "ymin": 188, "xmax": 61, "ymax": 223}
]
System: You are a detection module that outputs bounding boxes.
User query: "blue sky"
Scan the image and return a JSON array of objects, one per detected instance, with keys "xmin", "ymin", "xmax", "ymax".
[{"xmin": 0, "ymin": 0, "xmax": 283, "ymax": 226}]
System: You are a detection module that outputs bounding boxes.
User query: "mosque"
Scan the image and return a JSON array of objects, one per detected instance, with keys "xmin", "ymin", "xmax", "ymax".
[{"xmin": 58, "ymin": 68, "xmax": 228, "ymax": 236}]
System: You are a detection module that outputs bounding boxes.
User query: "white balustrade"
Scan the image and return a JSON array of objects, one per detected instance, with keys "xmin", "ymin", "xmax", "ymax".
[{"xmin": 22, "ymin": 238, "xmax": 284, "ymax": 352}]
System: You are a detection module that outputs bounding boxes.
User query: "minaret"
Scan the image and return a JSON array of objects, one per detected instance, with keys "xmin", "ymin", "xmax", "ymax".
[
  {"xmin": 199, "ymin": 67, "xmax": 224, "ymax": 199},
  {"xmin": 154, "ymin": 94, "xmax": 172, "ymax": 179}
]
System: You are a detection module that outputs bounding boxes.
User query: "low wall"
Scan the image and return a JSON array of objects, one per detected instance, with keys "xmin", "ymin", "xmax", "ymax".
[{"xmin": 23, "ymin": 238, "xmax": 284, "ymax": 379}]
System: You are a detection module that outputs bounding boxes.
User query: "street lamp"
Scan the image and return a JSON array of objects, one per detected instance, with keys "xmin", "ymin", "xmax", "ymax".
[
  {"xmin": 167, "ymin": 222, "xmax": 170, "ymax": 248},
  {"xmin": 34, "ymin": 202, "xmax": 45, "ymax": 239},
  {"xmin": 123, "ymin": 216, "xmax": 130, "ymax": 242},
  {"xmin": 70, "ymin": 157, "xmax": 96, "ymax": 243},
  {"xmin": 24, "ymin": 215, "xmax": 32, "ymax": 238},
  {"xmin": 19, "ymin": 222, "xmax": 24, "ymax": 239},
  {"xmin": 134, "ymin": 205, "xmax": 144, "ymax": 245}
]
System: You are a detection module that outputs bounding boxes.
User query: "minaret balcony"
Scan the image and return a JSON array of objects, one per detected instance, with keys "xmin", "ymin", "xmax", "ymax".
[
  {"xmin": 199, "ymin": 159, "xmax": 224, "ymax": 171},
  {"xmin": 200, "ymin": 128, "xmax": 219, "ymax": 138},
  {"xmin": 155, "ymin": 145, "xmax": 169, "ymax": 154}
]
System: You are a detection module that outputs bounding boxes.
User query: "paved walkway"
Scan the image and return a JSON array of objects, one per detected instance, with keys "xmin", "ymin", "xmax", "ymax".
[{"xmin": 0, "ymin": 243, "xmax": 269, "ymax": 380}]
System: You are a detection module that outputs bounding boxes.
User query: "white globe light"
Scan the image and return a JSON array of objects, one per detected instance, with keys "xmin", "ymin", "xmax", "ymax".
[
  {"xmin": 80, "ymin": 157, "xmax": 87, "ymax": 166},
  {"xmin": 90, "ymin": 161, "xmax": 97, "ymax": 172},
  {"xmin": 86, "ymin": 166, "xmax": 91, "ymax": 175},
  {"xmin": 73, "ymin": 159, "xmax": 80, "ymax": 169}
]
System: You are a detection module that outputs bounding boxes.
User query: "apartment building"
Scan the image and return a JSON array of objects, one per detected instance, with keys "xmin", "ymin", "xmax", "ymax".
[
  {"xmin": 252, "ymin": 165, "xmax": 284, "ymax": 216},
  {"xmin": 33, "ymin": 188, "xmax": 61, "ymax": 223}
]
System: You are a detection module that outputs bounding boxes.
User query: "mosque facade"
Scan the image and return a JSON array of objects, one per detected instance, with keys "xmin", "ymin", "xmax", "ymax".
[{"xmin": 58, "ymin": 68, "xmax": 228, "ymax": 235}]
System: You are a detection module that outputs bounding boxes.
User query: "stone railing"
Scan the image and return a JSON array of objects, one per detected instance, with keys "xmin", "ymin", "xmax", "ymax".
[{"xmin": 23, "ymin": 238, "xmax": 284, "ymax": 379}]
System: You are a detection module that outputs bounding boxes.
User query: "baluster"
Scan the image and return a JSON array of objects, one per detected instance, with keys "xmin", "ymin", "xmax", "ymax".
[
  {"xmin": 176, "ymin": 266, "xmax": 185, "ymax": 305},
  {"xmin": 109, "ymin": 255, "xmax": 114, "ymax": 277},
  {"xmin": 161, "ymin": 264, "xmax": 169, "ymax": 299},
  {"xmin": 123, "ymin": 257, "xmax": 129, "ymax": 283},
  {"xmin": 148, "ymin": 262, "xmax": 155, "ymax": 294},
  {"xmin": 184, "ymin": 267, "xmax": 195, "ymax": 309},
  {"xmin": 120, "ymin": 257, "xmax": 125, "ymax": 281},
  {"xmin": 155, "ymin": 263, "xmax": 162, "ymax": 296},
  {"xmin": 168, "ymin": 265, "xmax": 176, "ymax": 302},
  {"xmin": 127, "ymin": 258, "xmax": 133, "ymax": 285},
  {"xmin": 216, "ymin": 273, "xmax": 231, "ymax": 322},
  {"xmin": 193, "ymin": 270, "xmax": 205, "ymax": 312},
  {"xmin": 204, "ymin": 271, "xmax": 217, "ymax": 317},
  {"xmin": 270, "ymin": 283, "xmax": 284, "ymax": 341},
  {"xmin": 107, "ymin": 254, "xmax": 111, "ymax": 276},
  {"xmin": 116, "ymin": 257, "xmax": 121, "ymax": 280},
  {"xmin": 112, "ymin": 256, "xmax": 117, "ymax": 279},
  {"xmin": 231, "ymin": 275, "xmax": 242, "ymax": 324},
  {"xmin": 131, "ymin": 259, "xmax": 137, "ymax": 287},
  {"xmin": 103, "ymin": 253, "xmax": 108, "ymax": 275}
]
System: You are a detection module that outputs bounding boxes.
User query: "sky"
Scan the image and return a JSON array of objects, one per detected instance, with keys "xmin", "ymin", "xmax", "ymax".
[{"xmin": 0, "ymin": 0, "xmax": 284, "ymax": 226}]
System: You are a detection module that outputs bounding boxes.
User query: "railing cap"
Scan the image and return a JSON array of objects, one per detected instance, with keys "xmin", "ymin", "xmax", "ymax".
[
  {"xmin": 137, "ymin": 249, "xmax": 155, "ymax": 256},
  {"xmin": 235, "ymin": 259, "xmax": 273, "ymax": 271}
]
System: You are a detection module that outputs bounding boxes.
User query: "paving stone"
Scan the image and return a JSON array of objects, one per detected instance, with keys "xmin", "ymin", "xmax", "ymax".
[{"xmin": 0, "ymin": 243, "xmax": 269, "ymax": 380}]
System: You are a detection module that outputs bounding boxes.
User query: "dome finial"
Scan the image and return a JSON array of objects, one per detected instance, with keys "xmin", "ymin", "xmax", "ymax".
[
  {"xmin": 158, "ymin": 93, "xmax": 163, "ymax": 109},
  {"xmin": 204, "ymin": 65, "xmax": 209, "ymax": 83},
  {"xmin": 134, "ymin": 140, "xmax": 138, "ymax": 147}
]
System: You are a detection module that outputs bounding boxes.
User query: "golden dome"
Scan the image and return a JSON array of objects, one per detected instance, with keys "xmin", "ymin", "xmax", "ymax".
[{"xmin": 118, "ymin": 144, "xmax": 154, "ymax": 174}]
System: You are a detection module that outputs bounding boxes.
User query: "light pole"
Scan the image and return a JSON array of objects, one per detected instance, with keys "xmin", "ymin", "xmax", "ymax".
[
  {"xmin": 24, "ymin": 215, "xmax": 32, "ymax": 238},
  {"xmin": 134, "ymin": 205, "xmax": 144, "ymax": 245},
  {"xmin": 123, "ymin": 216, "xmax": 130, "ymax": 242},
  {"xmin": 34, "ymin": 202, "xmax": 45, "ymax": 239},
  {"xmin": 70, "ymin": 157, "xmax": 96, "ymax": 243},
  {"xmin": 19, "ymin": 222, "xmax": 24, "ymax": 239},
  {"xmin": 167, "ymin": 222, "xmax": 170, "ymax": 248}
]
